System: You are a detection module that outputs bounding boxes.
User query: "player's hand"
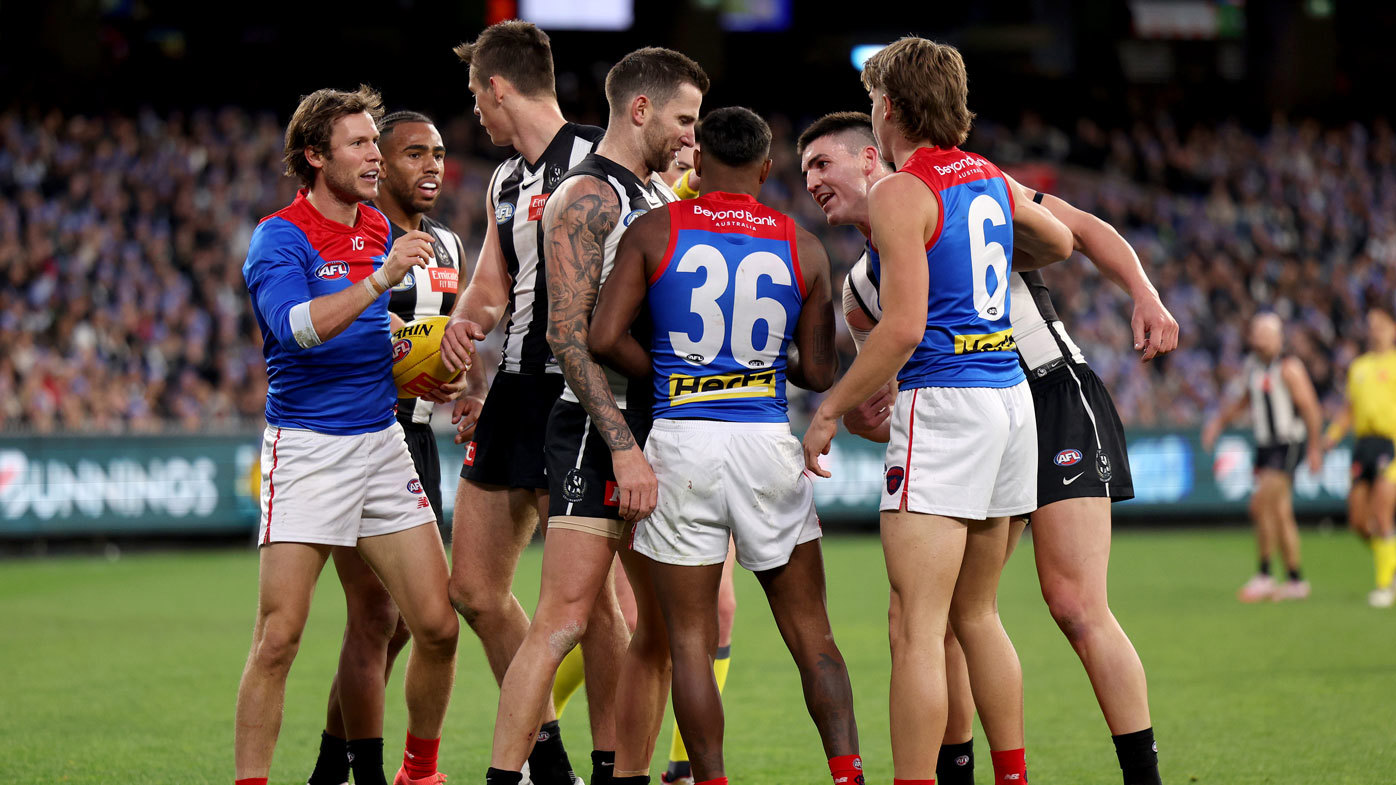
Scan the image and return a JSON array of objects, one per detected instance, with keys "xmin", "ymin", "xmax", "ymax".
[
  {"xmin": 1307, "ymin": 443, "xmax": 1324, "ymax": 476},
  {"xmin": 844, "ymin": 383, "xmax": 894, "ymax": 443},
  {"xmin": 1131, "ymin": 292, "xmax": 1179, "ymax": 362},
  {"xmin": 802, "ymin": 409, "xmax": 838, "ymax": 478},
  {"xmin": 451, "ymin": 393, "xmax": 485, "ymax": 444},
  {"xmin": 382, "ymin": 230, "xmax": 435, "ymax": 286},
  {"xmin": 422, "ymin": 373, "xmax": 469, "ymax": 405},
  {"xmin": 611, "ymin": 445, "xmax": 658, "ymax": 522},
  {"xmin": 441, "ymin": 316, "xmax": 486, "ymax": 373}
]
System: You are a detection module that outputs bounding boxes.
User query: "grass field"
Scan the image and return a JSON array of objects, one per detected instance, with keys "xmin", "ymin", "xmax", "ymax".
[{"xmin": 2, "ymin": 526, "xmax": 1393, "ymax": 785}]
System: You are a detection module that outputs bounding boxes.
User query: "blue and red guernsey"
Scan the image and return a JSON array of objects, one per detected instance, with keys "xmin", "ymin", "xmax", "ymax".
[
  {"xmin": 647, "ymin": 192, "xmax": 806, "ymax": 423},
  {"xmin": 871, "ymin": 146, "xmax": 1025, "ymax": 390},
  {"xmin": 242, "ymin": 189, "xmax": 397, "ymax": 435}
]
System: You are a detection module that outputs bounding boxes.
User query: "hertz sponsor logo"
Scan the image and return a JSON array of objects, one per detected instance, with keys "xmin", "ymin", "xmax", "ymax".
[
  {"xmin": 953, "ymin": 328, "xmax": 1017, "ymax": 354},
  {"xmin": 668, "ymin": 370, "xmax": 777, "ymax": 405}
]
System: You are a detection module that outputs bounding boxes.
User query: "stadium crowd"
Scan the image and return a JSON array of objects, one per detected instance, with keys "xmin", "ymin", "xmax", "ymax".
[{"xmin": 2, "ymin": 104, "xmax": 1393, "ymax": 432}]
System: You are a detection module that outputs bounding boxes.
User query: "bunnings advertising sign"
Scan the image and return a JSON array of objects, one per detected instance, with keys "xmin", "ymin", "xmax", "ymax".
[{"xmin": 0, "ymin": 428, "xmax": 1355, "ymax": 537}]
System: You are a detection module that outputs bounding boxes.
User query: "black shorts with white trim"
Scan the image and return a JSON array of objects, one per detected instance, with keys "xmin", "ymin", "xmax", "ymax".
[
  {"xmin": 1030, "ymin": 361, "xmax": 1135, "ymax": 510},
  {"xmin": 544, "ymin": 399, "xmax": 653, "ymax": 521},
  {"xmin": 460, "ymin": 371, "xmax": 565, "ymax": 490}
]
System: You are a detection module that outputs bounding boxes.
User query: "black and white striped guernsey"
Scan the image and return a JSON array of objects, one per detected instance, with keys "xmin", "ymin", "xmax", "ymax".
[
  {"xmin": 489, "ymin": 122, "xmax": 605, "ymax": 375},
  {"xmin": 387, "ymin": 214, "xmax": 468, "ymax": 425},
  {"xmin": 550, "ymin": 152, "xmax": 677, "ymax": 410}
]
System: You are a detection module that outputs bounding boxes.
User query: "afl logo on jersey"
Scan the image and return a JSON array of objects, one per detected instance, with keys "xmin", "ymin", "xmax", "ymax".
[
  {"xmin": 407, "ymin": 478, "xmax": 423, "ymax": 494},
  {"xmin": 1055, "ymin": 449, "xmax": 1083, "ymax": 467},
  {"xmin": 495, "ymin": 202, "xmax": 515, "ymax": 224},
  {"xmin": 316, "ymin": 261, "xmax": 349, "ymax": 280},
  {"xmin": 392, "ymin": 339, "xmax": 412, "ymax": 362},
  {"xmin": 393, "ymin": 272, "xmax": 416, "ymax": 291},
  {"xmin": 622, "ymin": 208, "xmax": 648, "ymax": 226}
]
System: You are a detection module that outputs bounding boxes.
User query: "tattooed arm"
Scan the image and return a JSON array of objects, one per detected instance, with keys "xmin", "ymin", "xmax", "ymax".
[
  {"xmin": 787, "ymin": 225, "xmax": 838, "ymax": 392},
  {"xmin": 542, "ymin": 174, "xmax": 657, "ymax": 520}
]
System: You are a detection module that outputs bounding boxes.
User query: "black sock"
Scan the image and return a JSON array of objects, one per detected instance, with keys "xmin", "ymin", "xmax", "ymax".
[
  {"xmin": 528, "ymin": 720, "xmax": 577, "ymax": 785},
  {"xmin": 612, "ymin": 777, "xmax": 651, "ymax": 785},
  {"xmin": 347, "ymin": 738, "xmax": 387, "ymax": 785},
  {"xmin": 308, "ymin": 731, "xmax": 349, "ymax": 785},
  {"xmin": 1112, "ymin": 727, "xmax": 1162, "ymax": 785},
  {"xmin": 1258, "ymin": 558, "xmax": 1271, "ymax": 576},
  {"xmin": 665, "ymin": 760, "xmax": 691, "ymax": 781},
  {"xmin": 936, "ymin": 739, "xmax": 975, "ymax": 785},
  {"xmin": 1287, "ymin": 567, "xmax": 1303, "ymax": 581},
  {"xmin": 486, "ymin": 767, "xmax": 525, "ymax": 785},
  {"xmin": 590, "ymin": 750, "xmax": 616, "ymax": 785}
]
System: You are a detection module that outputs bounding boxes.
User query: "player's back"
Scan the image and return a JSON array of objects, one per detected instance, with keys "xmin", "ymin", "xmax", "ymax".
[
  {"xmin": 883, "ymin": 146, "xmax": 1023, "ymax": 390},
  {"xmin": 1349, "ymin": 350, "xmax": 1396, "ymax": 438},
  {"xmin": 242, "ymin": 193, "xmax": 397, "ymax": 435},
  {"xmin": 648, "ymin": 192, "xmax": 805, "ymax": 423}
]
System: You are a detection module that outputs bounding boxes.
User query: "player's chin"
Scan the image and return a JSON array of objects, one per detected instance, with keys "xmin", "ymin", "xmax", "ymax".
[
  {"xmin": 356, "ymin": 179, "xmax": 380, "ymax": 201},
  {"xmin": 412, "ymin": 194, "xmax": 439, "ymax": 213}
]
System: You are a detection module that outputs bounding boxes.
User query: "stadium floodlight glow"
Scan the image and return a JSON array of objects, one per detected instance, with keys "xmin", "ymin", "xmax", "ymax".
[{"xmin": 850, "ymin": 44, "xmax": 885, "ymax": 71}]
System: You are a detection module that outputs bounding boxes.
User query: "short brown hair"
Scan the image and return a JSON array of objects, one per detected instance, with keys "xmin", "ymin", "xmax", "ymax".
[
  {"xmin": 861, "ymin": 37, "xmax": 974, "ymax": 148},
  {"xmin": 282, "ymin": 85, "xmax": 384, "ymax": 187},
  {"xmin": 796, "ymin": 111, "xmax": 876, "ymax": 157},
  {"xmin": 604, "ymin": 47, "xmax": 710, "ymax": 116},
  {"xmin": 453, "ymin": 20, "xmax": 556, "ymax": 98}
]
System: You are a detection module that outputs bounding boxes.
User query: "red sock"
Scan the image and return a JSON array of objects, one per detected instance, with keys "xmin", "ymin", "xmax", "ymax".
[
  {"xmin": 990, "ymin": 748, "xmax": 1027, "ymax": 783},
  {"xmin": 829, "ymin": 754, "xmax": 864, "ymax": 785},
  {"xmin": 403, "ymin": 731, "xmax": 440, "ymax": 779},
  {"xmin": 235, "ymin": 779, "xmax": 268, "ymax": 785},
  {"xmin": 892, "ymin": 779, "xmax": 934, "ymax": 785},
  {"xmin": 695, "ymin": 779, "xmax": 729, "ymax": 785}
]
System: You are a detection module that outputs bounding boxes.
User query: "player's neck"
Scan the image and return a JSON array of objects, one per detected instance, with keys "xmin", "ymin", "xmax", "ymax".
[
  {"xmin": 595, "ymin": 132, "xmax": 650, "ymax": 182},
  {"xmin": 698, "ymin": 173, "xmax": 757, "ymax": 199},
  {"xmin": 376, "ymin": 194, "xmax": 423, "ymax": 235},
  {"xmin": 305, "ymin": 184, "xmax": 359, "ymax": 227},
  {"xmin": 511, "ymin": 102, "xmax": 568, "ymax": 165},
  {"xmin": 885, "ymin": 134, "xmax": 928, "ymax": 170}
]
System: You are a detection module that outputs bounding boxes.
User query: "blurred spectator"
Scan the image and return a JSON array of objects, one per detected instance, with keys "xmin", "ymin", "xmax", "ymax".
[{"xmin": 2, "ymin": 105, "xmax": 1393, "ymax": 432}]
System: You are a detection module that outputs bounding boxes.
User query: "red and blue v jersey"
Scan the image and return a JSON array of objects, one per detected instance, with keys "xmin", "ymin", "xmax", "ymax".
[
  {"xmin": 873, "ymin": 146, "xmax": 1025, "ymax": 390},
  {"xmin": 647, "ymin": 192, "xmax": 805, "ymax": 423},
  {"xmin": 242, "ymin": 190, "xmax": 397, "ymax": 434}
]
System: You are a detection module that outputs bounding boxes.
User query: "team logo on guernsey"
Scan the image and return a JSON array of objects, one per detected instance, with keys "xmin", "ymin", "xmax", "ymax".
[
  {"xmin": 407, "ymin": 478, "xmax": 423, "ymax": 494},
  {"xmin": 563, "ymin": 469, "xmax": 587, "ymax": 503},
  {"xmin": 394, "ymin": 271, "xmax": 416, "ymax": 291},
  {"xmin": 668, "ymin": 370, "xmax": 777, "ymax": 406},
  {"xmin": 885, "ymin": 466, "xmax": 905, "ymax": 495},
  {"xmin": 392, "ymin": 339, "xmax": 412, "ymax": 362},
  {"xmin": 1055, "ymin": 449, "xmax": 1083, "ymax": 467},
  {"xmin": 954, "ymin": 328, "xmax": 1016, "ymax": 354},
  {"xmin": 316, "ymin": 261, "xmax": 349, "ymax": 280},
  {"xmin": 622, "ymin": 208, "xmax": 648, "ymax": 226},
  {"xmin": 1096, "ymin": 450, "xmax": 1114, "ymax": 482},
  {"xmin": 495, "ymin": 201, "xmax": 515, "ymax": 224}
]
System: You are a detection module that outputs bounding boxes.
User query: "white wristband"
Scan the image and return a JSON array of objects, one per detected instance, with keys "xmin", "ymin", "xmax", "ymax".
[{"xmin": 288, "ymin": 301, "xmax": 322, "ymax": 348}]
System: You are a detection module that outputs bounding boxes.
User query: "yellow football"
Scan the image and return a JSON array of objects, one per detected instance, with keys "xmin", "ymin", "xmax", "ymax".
[{"xmin": 391, "ymin": 316, "xmax": 463, "ymax": 399}]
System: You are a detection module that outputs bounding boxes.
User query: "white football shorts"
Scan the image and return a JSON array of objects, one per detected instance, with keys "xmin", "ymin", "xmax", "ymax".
[
  {"xmin": 631, "ymin": 419, "xmax": 822, "ymax": 572},
  {"xmin": 880, "ymin": 382, "xmax": 1038, "ymax": 520},
  {"xmin": 258, "ymin": 422, "xmax": 435, "ymax": 546}
]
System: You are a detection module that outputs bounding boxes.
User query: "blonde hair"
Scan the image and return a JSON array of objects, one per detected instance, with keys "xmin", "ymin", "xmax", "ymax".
[{"xmin": 861, "ymin": 37, "xmax": 974, "ymax": 148}]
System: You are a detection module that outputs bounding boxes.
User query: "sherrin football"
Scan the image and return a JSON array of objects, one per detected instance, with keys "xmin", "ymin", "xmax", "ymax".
[{"xmin": 391, "ymin": 316, "xmax": 463, "ymax": 399}]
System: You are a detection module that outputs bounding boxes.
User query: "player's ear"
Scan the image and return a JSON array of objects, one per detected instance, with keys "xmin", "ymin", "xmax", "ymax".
[
  {"xmin": 488, "ymin": 75, "xmax": 506, "ymax": 104},
  {"xmin": 630, "ymin": 95, "xmax": 649, "ymax": 127},
  {"xmin": 758, "ymin": 158, "xmax": 773, "ymax": 185},
  {"xmin": 304, "ymin": 146, "xmax": 325, "ymax": 171},
  {"xmin": 692, "ymin": 148, "xmax": 703, "ymax": 178},
  {"xmin": 861, "ymin": 145, "xmax": 878, "ymax": 175}
]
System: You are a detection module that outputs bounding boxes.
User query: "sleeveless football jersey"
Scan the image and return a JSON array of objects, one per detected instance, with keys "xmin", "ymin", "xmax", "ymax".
[
  {"xmin": 648, "ymin": 192, "xmax": 805, "ymax": 423},
  {"xmin": 879, "ymin": 146, "xmax": 1024, "ymax": 390}
]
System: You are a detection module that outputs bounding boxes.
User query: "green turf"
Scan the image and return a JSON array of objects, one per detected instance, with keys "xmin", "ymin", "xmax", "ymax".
[{"xmin": 1, "ymin": 527, "xmax": 1393, "ymax": 784}]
